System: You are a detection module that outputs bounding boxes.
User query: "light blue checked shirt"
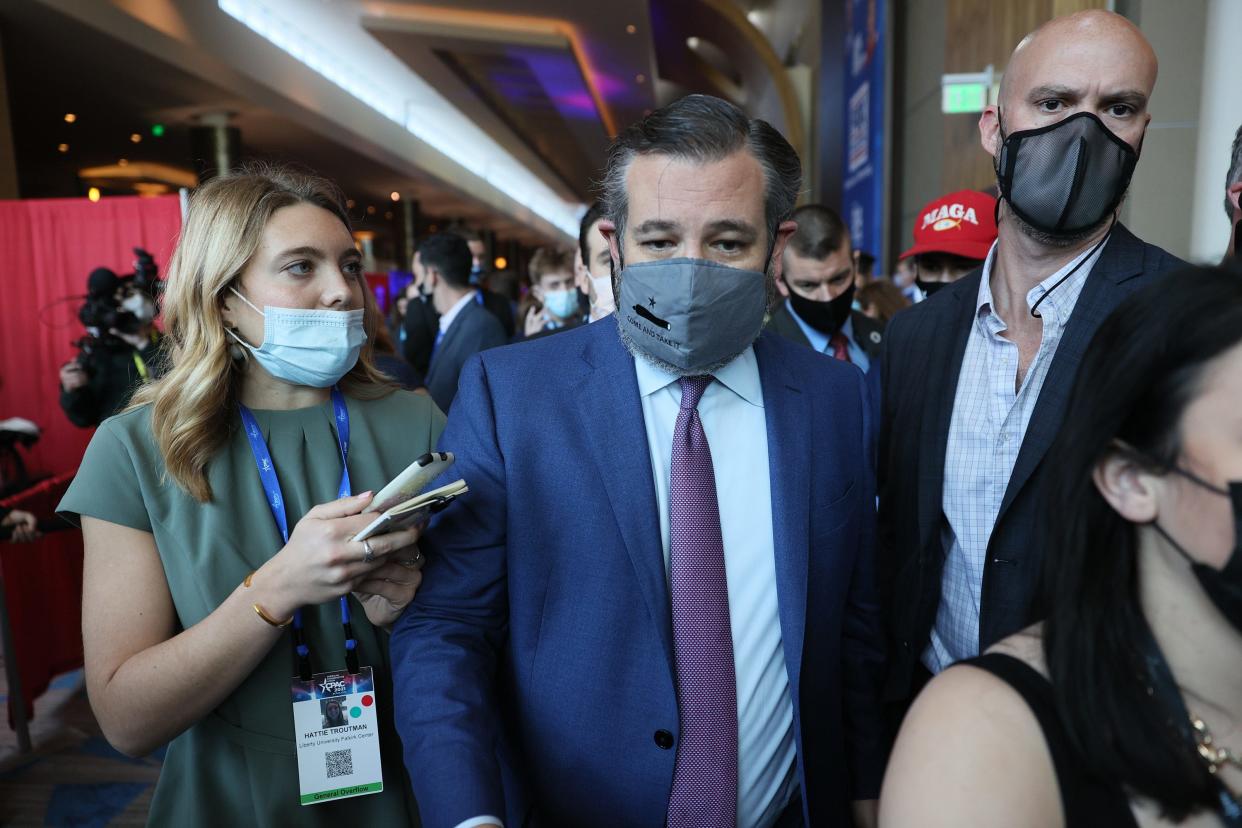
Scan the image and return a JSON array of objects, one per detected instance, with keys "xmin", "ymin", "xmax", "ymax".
[{"xmin": 924, "ymin": 240, "xmax": 1105, "ymax": 674}]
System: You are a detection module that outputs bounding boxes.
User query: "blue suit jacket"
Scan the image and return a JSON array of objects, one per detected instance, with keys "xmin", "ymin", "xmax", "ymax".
[{"xmin": 390, "ymin": 320, "xmax": 886, "ymax": 827}]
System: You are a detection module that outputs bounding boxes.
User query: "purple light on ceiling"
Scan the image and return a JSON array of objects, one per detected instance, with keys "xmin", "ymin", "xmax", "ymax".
[{"xmin": 507, "ymin": 47, "xmax": 601, "ymax": 122}]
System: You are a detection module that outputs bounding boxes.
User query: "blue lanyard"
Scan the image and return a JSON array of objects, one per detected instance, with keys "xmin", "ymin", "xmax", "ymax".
[{"xmin": 239, "ymin": 387, "xmax": 361, "ymax": 678}]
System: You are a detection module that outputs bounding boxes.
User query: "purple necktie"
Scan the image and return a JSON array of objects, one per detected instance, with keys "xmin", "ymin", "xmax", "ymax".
[{"xmin": 666, "ymin": 375, "xmax": 738, "ymax": 828}]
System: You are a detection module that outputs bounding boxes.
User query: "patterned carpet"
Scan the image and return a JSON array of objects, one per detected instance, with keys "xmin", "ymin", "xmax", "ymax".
[{"xmin": 0, "ymin": 664, "xmax": 162, "ymax": 826}]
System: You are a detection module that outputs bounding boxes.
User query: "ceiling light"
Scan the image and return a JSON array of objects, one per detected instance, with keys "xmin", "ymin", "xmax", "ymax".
[
  {"xmin": 64, "ymin": 113, "xmax": 76, "ymax": 123},
  {"xmin": 389, "ymin": 191, "xmax": 400, "ymax": 201},
  {"xmin": 57, "ymin": 143, "xmax": 69, "ymax": 153},
  {"xmin": 384, "ymin": 211, "xmax": 393, "ymax": 220},
  {"xmin": 87, "ymin": 187, "xmax": 101, "ymax": 202},
  {"xmin": 218, "ymin": 0, "xmax": 581, "ymax": 239},
  {"xmin": 493, "ymin": 256, "xmax": 508, "ymax": 270},
  {"xmin": 747, "ymin": 10, "xmax": 762, "ymax": 24},
  {"xmin": 366, "ymin": 205, "xmax": 376, "ymax": 215},
  {"xmin": 625, "ymin": 24, "xmax": 637, "ymax": 34},
  {"xmin": 636, "ymin": 74, "xmax": 646, "ymax": 84},
  {"xmin": 130, "ymin": 133, "xmax": 142, "ymax": 143},
  {"xmin": 687, "ymin": 36, "xmax": 701, "ymax": 48},
  {"xmin": 346, "ymin": 199, "xmax": 356, "ymax": 209}
]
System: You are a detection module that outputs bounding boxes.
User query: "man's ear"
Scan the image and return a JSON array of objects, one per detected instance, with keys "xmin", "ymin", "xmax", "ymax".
[
  {"xmin": 1228, "ymin": 181, "xmax": 1242, "ymax": 218},
  {"xmin": 769, "ymin": 220, "xmax": 798, "ymax": 285},
  {"xmin": 598, "ymin": 219, "xmax": 622, "ymax": 272},
  {"xmin": 1092, "ymin": 449, "xmax": 1161, "ymax": 525},
  {"xmin": 980, "ymin": 104, "xmax": 1002, "ymax": 160}
]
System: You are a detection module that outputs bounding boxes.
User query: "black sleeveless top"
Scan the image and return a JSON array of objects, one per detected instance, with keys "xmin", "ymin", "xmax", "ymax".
[{"xmin": 961, "ymin": 653, "xmax": 1138, "ymax": 827}]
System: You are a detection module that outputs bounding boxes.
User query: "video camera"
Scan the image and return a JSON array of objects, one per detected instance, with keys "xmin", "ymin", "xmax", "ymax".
[{"xmin": 74, "ymin": 247, "xmax": 161, "ymax": 361}]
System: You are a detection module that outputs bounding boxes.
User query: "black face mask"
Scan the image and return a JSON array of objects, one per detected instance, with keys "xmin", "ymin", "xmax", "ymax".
[
  {"xmin": 996, "ymin": 111, "xmax": 1139, "ymax": 237},
  {"xmin": 916, "ymin": 278, "xmax": 949, "ymax": 297},
  {"xmin": 788, "ymin": 279, "xmax": 855, "ymax": 335},
  {"xmin": 1155, "ymin": 471, "xmax": 1242, "ymax": 633}
]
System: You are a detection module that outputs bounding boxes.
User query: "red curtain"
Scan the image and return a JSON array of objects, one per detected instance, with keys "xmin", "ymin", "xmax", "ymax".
[
  {"xmin": 1, "ymin": 472, "xmax": 83, "ymax": 725},
  {"xmin": 0, "ymin": 194, "xmax": 182, "ymax": 479}
]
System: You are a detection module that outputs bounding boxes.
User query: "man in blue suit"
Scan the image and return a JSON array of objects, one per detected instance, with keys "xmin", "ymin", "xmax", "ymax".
[{"xmin": 391, "ymin": 95, "xmax": 885, "ymax": 828}]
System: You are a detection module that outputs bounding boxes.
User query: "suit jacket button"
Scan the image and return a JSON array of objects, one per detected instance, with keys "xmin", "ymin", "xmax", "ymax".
[{"xmin": 654, "ymin": 730, "xmax": 674, "ymax": 749}]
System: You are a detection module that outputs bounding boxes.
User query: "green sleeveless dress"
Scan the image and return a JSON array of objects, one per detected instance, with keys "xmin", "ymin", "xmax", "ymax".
[{"xmin": 59, "ymin": 389, "xmax": 445, "ymax": 827}]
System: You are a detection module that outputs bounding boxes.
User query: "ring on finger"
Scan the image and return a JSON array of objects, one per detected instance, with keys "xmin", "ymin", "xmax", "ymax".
[{"xmin": 362, "ymin": 539, "xmax": 375, "ymax": 564}]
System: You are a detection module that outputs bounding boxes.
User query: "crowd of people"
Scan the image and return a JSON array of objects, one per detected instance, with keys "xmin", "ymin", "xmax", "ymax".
[{"xmin": 19, "ymin": 7, "xmax": 1241, "ymax": 828}]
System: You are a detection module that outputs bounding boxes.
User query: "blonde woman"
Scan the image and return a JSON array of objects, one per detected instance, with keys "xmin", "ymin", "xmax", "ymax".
[{"xmin": 58, "ymin": 167, "xmax": 443, "ymax": 824}]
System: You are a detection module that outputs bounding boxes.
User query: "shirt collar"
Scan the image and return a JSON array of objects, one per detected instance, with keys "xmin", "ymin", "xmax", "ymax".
[
  {"xmin": 975, "ymin": 236, "xmax": 1106, "ymax": 330},
  {"xmin": 634, "ymin": 344, "xmax": 764, "ymax": 408},
  {"xmin": 438, "ymin": 290, "xmax": 477, "ymax": 333}
]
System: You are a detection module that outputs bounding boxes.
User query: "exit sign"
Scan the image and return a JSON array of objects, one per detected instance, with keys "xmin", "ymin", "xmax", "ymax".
[
  {"xmin": 943, "ymin": 83, "xmax": 988, "ymax": 114},
  {"xmin": 941, "ymin": 65, "xmax": 995, "ymax": 114}
]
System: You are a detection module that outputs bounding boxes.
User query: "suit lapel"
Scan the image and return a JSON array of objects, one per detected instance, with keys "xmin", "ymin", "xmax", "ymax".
[
  {"xmin": 768, "ymin": 303, "xmax": 813, "ymax": 349},
  {"xmin": 918, "ymin": 274, "xmax": 979, "ymax": 550},
  {"xmin": 996, "ymin": 227, "xmax": 1146, "ymax": 522},
  {"xmin": 573, "ymin": 325, "xmax": 672, "ymax": 668},
  {"xmin": 753, "ymin": 334, "xmax": 810, "ymax": 693}
]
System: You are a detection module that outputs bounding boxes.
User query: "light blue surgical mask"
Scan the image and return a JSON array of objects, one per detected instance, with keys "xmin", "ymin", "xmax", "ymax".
[
  {"xmin": 616, "ymin": 257, "xmax": 768, "ymax": 375},
  {"xmin": 543, "ymin": 288, "xmax": 579, "ymax": 321},
  {"xmin": 227, "ymin": 288, "xmax": 366, "ymax": 388}
]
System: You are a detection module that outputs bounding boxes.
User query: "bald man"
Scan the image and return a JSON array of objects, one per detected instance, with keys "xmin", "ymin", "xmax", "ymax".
[{"xmin": 876, "ymin": 10, "xmax": 1184, "ymax": 729}]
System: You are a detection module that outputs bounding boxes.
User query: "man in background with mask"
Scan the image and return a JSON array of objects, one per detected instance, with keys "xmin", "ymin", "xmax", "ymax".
[
  {"xmin": 575, "ymin": 201, "xmax": 616, "ymax": 322},
  {"xmin": 876, "ymin": 9, "xmax": 1184, "ymax": 735},
  {"xmin": 1223, "ymin": 123, "xmax": 1241, "ymax": 263},
  {"xmin": 392, "ymin": 94, "xmax": 885, "ymax": 828},
  {"xmin": 400, "ymin": 247, "xmax": 440, "ymax": 377},
  {"xmin": 897, "ymin": 190, "xmax": 997, "ymax": 299},
  {"xmin": 460, "ymin": 228, "xmax": 517, "ymax": 339},
  {"xmin": 766, "ymin": 204, "xmax": 884, "ymax": 370},
  {"xmin": 516, "ymin": 246, "xmax": 587, "ymax": 340},
  {"xmin": 421, "ymin": 232, "xmax": 507, "ymax": 412}
]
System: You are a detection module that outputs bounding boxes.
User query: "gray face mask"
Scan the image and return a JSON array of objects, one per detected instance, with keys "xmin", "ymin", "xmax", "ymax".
[{"xmin": 616, "ymin": 257, "xmax": 768, "ymax": 375}]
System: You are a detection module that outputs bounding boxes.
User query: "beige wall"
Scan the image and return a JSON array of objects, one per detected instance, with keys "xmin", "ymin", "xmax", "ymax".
[{"xmin": 1118, "ymin": 0, "xmax": 1207, "ymax": 261}]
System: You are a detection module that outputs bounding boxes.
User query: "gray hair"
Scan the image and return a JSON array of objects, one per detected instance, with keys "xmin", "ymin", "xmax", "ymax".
[
  {"xmin": 1226, "ymin": 122, "xmax": 1242, "ymax": 221},
  {"xmin": 600, "ymin": 94, "xmax": 802, "ymax": 253}
]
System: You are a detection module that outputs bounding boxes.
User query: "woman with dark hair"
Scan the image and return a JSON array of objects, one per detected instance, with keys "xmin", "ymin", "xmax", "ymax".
[{"xmin": 881, "ymin": 266, "xmax": 1242, "ymax": 826}]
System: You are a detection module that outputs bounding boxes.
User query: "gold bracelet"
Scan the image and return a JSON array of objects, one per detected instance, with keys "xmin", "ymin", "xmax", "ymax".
[{"xmin": 243, "ymin": 571, "xmax": 293, "ymax": 628}]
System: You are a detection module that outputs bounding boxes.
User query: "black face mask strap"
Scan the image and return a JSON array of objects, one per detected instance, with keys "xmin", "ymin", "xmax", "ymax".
[{"xmin": 1029, "ymin": 215, "xmax": 1116, "ymax": 319}]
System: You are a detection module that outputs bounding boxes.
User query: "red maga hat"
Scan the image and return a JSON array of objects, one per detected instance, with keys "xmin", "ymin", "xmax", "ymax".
[{"xmin": 900, "ymin": 189, "xmax": 997, "ymax": 261}]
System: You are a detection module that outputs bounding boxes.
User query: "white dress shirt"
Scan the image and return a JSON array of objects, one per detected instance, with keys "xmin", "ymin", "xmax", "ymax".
[
  {"xmin": 925, "ymin": 239, "xmax": 1105, "ymax": 673},
  {"xmin": 437, "ymin": 289, "xmax": 478, "ymax": 335},
  {"xmin": 637, "ymin": 346, "xmax": 797, "ymax": 828}
]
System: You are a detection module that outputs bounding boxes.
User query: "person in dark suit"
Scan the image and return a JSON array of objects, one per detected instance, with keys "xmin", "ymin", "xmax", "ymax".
[
  {"xmin": 461, "ymin": 229, "xmax": 517, "ymax": 339},
  {"xmin": 401, "ymin": 248, "xmax": 440, "ymax": 377},
  {"xmin": 877, "ymin": 9, "xmax": 1184, "ymax": 730},
  {"xmin": 765, "ymin": 205, "xmax": 884, "ymax": 371},
  {"xmin": 420, "ymin": 233, "xmax": 507, "ymax": 413},
  {"xmin": 391, "ymin": 94, "xmax": 885, "ymax": 828}
]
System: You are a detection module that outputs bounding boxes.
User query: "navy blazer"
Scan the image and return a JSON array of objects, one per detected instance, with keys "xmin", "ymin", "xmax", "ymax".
[
  {"xmin": 390, "ymin": 320, "xmax": 886, "ymax": 827},
  {"xmin": 423, "ymin": 299, "xmax": 508, "ymax": 413},
  {"xmin": 876, "ymin": 223, "xmax": 1184, "ymax": 703}
]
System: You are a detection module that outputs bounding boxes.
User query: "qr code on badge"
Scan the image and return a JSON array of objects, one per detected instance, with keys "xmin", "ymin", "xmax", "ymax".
[{"xmin": 325, "ymin": 749, "xmax": 353, "ymax": 779}]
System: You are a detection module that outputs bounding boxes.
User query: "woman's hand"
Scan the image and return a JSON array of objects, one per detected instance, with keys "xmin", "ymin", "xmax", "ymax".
[
  {"xmin": 523, "ymin": 305, "xmax": 547, "ymax": 337},
  {"xmin": 353, "ymin": 550, "xmax": 425, "ymax": 630},
  {"xmin": 252, "ymin": 492, "xmax": 422, "ymax": 621}
]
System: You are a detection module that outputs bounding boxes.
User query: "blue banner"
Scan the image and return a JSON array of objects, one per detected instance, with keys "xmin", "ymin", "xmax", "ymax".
[{"xmin": 842, "ymin": 0, "xmax": 886, "ymax": 263}]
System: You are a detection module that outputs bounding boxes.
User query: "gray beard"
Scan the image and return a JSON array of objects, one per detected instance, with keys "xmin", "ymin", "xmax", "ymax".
[
  {"xmin": 1003, "ymin": 189, "xmax": 1126, "ymax": 248},
  {"xmin": 611, "ymin": 265, "xmax": 778, "ymax": 378}
]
